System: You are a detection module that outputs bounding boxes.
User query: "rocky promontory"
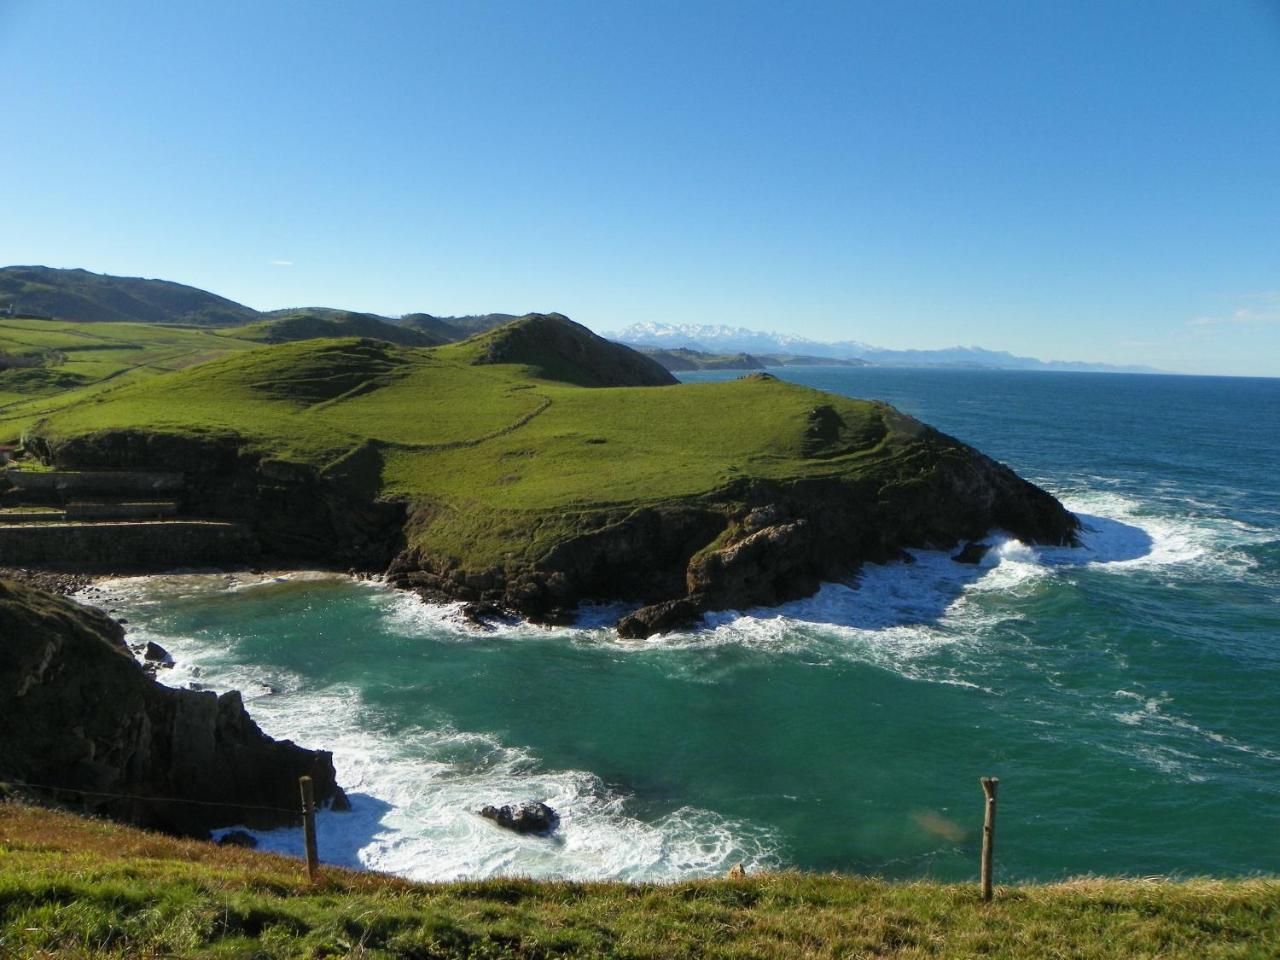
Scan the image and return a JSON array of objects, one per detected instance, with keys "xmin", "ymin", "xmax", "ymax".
[
  {"xmin": 0, "ymin": 579, "xmax": 345, "ymax": 837},
  {"xmin": 18, "ymin": 315, "xmax": 1079, "ymax": 637},
  {"xmin": 390, "ymin": 408, "xmax": 1079, "ymax": 637}
]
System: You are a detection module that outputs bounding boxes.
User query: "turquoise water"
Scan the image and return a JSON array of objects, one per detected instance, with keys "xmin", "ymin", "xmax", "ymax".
[{"xmin": 92, "ymin": 369, "xmax": 1280, "ymax": 882}]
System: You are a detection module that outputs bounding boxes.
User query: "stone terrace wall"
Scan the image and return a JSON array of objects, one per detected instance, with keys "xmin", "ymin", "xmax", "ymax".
[
  {"xmin": 6, "ymin": 470, "xmax": 185, "ymax": 496},
  {"xmin": 0, "ymin": 520, "xmax": 255, "ymax": 567},
  {"xmin": 64, "ymin": 501, "xmax": 179, "ymax": 520}
]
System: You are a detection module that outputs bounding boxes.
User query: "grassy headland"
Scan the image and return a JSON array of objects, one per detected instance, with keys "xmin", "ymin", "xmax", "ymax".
[
  {"xmin": 27, "ymin": 322, "xmax": 920, "ymax": 565},
  {"xmin": 1, "ymin": 803, "xmax": 1275, "ymax": 959},
  {"xmin": 14, "ymin": 312, "xmax": 1076, "ymax": 630}
]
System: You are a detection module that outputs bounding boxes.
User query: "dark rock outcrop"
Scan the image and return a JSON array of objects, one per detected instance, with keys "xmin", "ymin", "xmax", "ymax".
[
  {"xmin": 952, "ymin": 541, "xmax": 992, "ymax": 565},
  {"xmin": 479, "ymin": 801, "xmax": 559, "ymax": 835},
  {"xmin": 617, "ymin": 597, "xmax": 703, "ymax": 639},
  {"xmin": 142, "ymin": 640, "xmax": 172, "ymax": 664},
  {"xmin": 0, "ymin": 580, "xmax": 346, "ymax": 838}
]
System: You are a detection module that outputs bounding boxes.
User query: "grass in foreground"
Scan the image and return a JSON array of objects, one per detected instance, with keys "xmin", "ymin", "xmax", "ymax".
[{"xmin": 1, "ymin": 804, "xmax": 1275, "ymax": 959}]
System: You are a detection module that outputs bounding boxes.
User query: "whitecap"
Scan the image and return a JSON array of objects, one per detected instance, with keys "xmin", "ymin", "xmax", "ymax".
[{"xmin": 86, "ymin": 579, "xmax": 780, "ymax": 882}]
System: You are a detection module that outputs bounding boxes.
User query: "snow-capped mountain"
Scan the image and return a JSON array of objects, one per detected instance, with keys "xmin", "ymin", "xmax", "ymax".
[
  {"xmin": 608, "ymin": 322, "xmax": 875, "ymax": 359},
  {"xmin": 606, "ymin": 321, "xmax": 1160, "ymax": 374}
]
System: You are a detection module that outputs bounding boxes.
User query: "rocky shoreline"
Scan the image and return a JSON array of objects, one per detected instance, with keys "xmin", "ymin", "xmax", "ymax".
[
  {"xmin": 388, "ymin": 442, "xmax": 1080, "ymax": 638},
  {"xmin": 0, "ymin": 566, "xmax": 101, "ymax": 596},
  {"xmin": 0, "ymin": 579, "xmax": 346, "ymax": 838},
  {"xmin": 21, "ymin": 421, "xmax": 1080, "ymax": 640}
]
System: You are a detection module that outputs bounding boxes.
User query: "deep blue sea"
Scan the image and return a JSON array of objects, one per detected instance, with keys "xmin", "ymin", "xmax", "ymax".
[{"xmin": 90, "ymin": 368, "xmax": 1280, "ymax": 883}]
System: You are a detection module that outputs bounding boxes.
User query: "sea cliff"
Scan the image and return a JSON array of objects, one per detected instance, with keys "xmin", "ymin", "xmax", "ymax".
[
  {"xmin": 15, "ymin": 316, "xmax": 1077, "ymax": 635},
  {"xmin": 0, "ymin": 579, "xmax": 345, "ymax": 837}
]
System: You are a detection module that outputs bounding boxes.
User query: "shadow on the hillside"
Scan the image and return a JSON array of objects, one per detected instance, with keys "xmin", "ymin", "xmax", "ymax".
[{"xmin": 215, "ymin": 792, "xmax": 395, "ymax": 870}]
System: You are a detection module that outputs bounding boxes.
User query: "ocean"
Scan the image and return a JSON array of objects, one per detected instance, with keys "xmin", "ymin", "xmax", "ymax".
[{"xmin": 86, "ymin": 368, "xmax": 1280, "ymax": 883}]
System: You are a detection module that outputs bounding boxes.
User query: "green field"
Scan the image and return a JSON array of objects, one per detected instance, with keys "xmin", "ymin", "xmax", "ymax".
[
  {"xmin": 25, "ymin": 316, "xmax": 933, "ymax": 569},
  {"xmin": 0, "ymin": 318, "xmax": 257, "ymax": 435},
  {"xmin": 1, "ymin": 803, "xmax": 1274, "ymax": 960}
]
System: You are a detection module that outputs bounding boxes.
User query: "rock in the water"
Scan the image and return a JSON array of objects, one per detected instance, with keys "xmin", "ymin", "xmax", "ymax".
[
  {"xmin": 727, "ymin": 862, "xmax": 746, "ymax": 879},
  {"xmin": 216, "ymin": 830, "xmax": 258, "ymax": 848},
  {"xmin": 461, "ymin": 600, "xmax": 504, "ymax": 628},
  {"xmin": 617, "ymin": 597, "xmax": 703, "ymax": 640},
  {"xmin": 478, "ymin": 800, "xmax": 559, "ymax": 834},
  {"xmin": 143, "ymin": 640, "xmax": 172, "ymax": 664},
  {"xmin": 952, "ymin": 541, "xmax": 991, "ymax": 565}
]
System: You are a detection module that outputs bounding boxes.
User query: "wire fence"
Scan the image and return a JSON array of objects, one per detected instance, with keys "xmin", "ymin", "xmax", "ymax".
[{"xmin": 3, "ymin": 775, "xmax": 1005, "ymax": 895}]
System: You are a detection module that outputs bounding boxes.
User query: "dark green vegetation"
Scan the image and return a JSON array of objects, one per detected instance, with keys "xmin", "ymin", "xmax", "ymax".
[
  {"xmin": 233, "ymin": 310, "xmax": 448, "ymax": 347},
  {"xmin": 0, "ymin": 266, "xmax": 258, "ymax": 326},
  {"xmin": 0, "ymin": 580, "xmax": 343, "ymax": 836},
  {"xmin": 405, "ymin": 311, "xmax": 521, "ymax": 338},
  {"xmin": 0, "ymin": 266, "xmax": 519, "ymax": 337},
  {"xmin": 2, "ymin": 804, "xmax": 1275, "ymax": 959}
]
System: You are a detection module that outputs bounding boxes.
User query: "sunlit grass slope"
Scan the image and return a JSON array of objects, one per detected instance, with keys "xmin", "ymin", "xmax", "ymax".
[
  {"xmin": 0, "ymin": 318, "xmax": 257, "ymax": 435},
  {"xmin": 31, "ymin": 322, "xmax": 932, "ymax": 565},
  {"xmin": 1, "ymin": 804, "xmax": 1275, "ymax": 959}
]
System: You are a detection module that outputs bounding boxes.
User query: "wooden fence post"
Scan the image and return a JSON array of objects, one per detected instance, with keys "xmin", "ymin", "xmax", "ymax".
[
  {"xmin": 980, "ymin": 776, "xmax": 999, "ymax": 902},
  {"xmin": 299, "ymin": 775, "xmax": 319, "ymax": 883}
]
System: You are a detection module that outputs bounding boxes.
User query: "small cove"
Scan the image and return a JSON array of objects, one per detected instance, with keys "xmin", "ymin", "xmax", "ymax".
[{"xmin": 82, "ymin": 368, "xmax": 1280, "ymax": 882}]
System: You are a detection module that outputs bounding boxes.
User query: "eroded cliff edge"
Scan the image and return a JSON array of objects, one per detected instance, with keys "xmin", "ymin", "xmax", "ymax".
[
  {"xmin": 19, "ymin": 316, "xmax": 1079, "ymax": 637},
  {"xmin": 0, "ymin": 579, "xmax": 346, "ymax": 837},
  {"xmin": 388, "ymin": 398, "xmax": 1079, "ymax": 637}
]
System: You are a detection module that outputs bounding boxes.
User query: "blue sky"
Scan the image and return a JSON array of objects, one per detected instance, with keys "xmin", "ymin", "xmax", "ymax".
[{"xmin": 2, "ymin": 1, "xmax": 1278, "ymax": 375}]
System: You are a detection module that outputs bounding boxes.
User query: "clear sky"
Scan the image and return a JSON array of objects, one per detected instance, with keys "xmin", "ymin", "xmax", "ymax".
[{"xmin": 2, "ymin": 1, "xmax": 1278, "ymax": 375}]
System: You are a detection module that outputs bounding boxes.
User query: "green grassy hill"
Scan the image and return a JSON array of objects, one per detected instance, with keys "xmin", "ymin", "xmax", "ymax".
[
  {"xmin": 0, "ymin": 266, "xmax": 259, "ymax": 326},
  {"xmin": 28, "ymin": 320, "xmax": 904, "ymax": 565},
  {"xmin": 24, "ymin": 313, "xmax": 1075, "ymax": 636},
  {"xmin": 231, "ymin": 310, "xmax": 449, "ymax": 347},
  {"xmin": 1, "ymin": 803, "xmax": 1274, "ymax": 959},
  {"xmin": 0, "ymin": 318, "xmax": 259, "ymax": 436},
  {"xmin": 0, "ymin": 309, "xmax": 471, "ymax": 440}
]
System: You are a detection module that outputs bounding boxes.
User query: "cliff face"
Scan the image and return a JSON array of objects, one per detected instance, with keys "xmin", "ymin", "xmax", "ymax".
[
  {"xmin": 24, "ymin": 320, "xmax": 1080, "ymax": 638},
  {"xmin": 0, "ymin": 580, "xmax": 345, "ymax": 837},
  {"xmin": 33, "ymin": 430, "xmax": 405, "ymax": 567},
  {"xmin": 36, "ymin": 413, "xmax": 1078, "ymax": 639},
  {"xmin": 389, "ymin": 413, "xmax": 1079, "ymax": 637}
]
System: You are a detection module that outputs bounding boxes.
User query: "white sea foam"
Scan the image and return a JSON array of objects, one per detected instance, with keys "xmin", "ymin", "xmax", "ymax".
[
  {"xmin": 75, "ymin": 481, "xmax": 1272, "ymax": 879},
  {"xmin": 1111, "ymin": 689, "xmax": 1280, "ymax": 766},
  {"xmin": 81, "ymin": 575, "xmax": 778, "ymax": 882}
]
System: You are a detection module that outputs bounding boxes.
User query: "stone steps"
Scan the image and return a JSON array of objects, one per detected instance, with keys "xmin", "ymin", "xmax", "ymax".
[{"xmin": 0, "ymin": 467, "xmax": 257, "ymax": 567}]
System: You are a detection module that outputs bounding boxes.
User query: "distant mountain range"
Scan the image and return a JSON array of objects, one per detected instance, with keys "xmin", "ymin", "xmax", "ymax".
[
  {"xmin": 610, "ymin": 321, "xmax": 1161, "ymax": 374},
  {"xmin": 1, "ymin": 267, "xmax": 1161, "ymax": 374}
]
